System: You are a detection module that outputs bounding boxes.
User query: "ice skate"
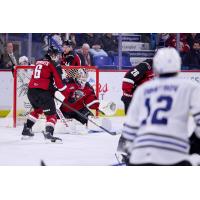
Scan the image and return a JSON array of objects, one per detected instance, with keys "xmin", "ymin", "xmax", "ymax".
[
  {"xmin": 42, "ymin": 131, "xmax": 62, "ymax": 143},
  {"xmin": 21, "ymin": 123, "xmax": 34, "ymax": 140}
]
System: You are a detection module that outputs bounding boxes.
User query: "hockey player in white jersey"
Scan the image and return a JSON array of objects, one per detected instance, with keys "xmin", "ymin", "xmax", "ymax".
[{"xmin": 120, "ymin": 47, "xmax": 200, "ymax": 166}]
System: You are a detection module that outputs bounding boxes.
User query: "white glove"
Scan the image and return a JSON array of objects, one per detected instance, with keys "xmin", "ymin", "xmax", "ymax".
[{"xmin": 99, "ymin": 101, "xmax": 117, "ymax": 116}]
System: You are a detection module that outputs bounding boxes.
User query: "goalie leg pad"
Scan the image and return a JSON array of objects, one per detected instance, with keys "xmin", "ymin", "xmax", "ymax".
[
  {"xmin": 63, "ymin": 119, "xmax": 88, "ymax": 135},
  {"xmin": 87, "ymin": 116, "xmax": 112, "ymax": 132}
]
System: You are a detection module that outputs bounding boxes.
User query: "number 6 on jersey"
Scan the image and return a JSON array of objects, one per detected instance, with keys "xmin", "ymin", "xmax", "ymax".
[{"xmin": 34, "ymin": 64, "xmax": 43, "ymax": 79}]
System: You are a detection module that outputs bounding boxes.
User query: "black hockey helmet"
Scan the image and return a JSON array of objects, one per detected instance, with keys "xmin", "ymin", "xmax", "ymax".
[
  {"xmin": 47, "ymin": 46, "xmax": 59, "ymax": 54},
  {"xmin": 63, "ymin": 40, "xmax": 73, "ymax": 47},
  {"xmin": 44, "ymin": 46, "xmax": 59, "ymax": 61}
]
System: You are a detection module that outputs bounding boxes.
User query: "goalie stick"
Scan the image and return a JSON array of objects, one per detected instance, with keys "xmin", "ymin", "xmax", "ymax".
[
  {"xmin": 54, "ymin": 96, "xmax": 118, "ymax": 136},
  {"xmin": 56, "ymin": 108, "xmax": 69, "ymax": 128}
]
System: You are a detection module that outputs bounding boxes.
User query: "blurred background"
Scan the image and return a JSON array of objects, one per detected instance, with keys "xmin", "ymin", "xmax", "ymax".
[{"xmin": 0, "ymin": 33, "xmax": 199, "ymax": 70}]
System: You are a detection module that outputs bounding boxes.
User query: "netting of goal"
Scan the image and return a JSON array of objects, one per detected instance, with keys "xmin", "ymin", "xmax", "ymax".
[{"xmin": 3, "ymin": 65, "xmax": 99, "ymax": 128}]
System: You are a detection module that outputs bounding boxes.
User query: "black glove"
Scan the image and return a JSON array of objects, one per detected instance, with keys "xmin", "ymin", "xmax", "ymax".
[
  {"xmin": 65, "ymin": 54, "xmax": 74, "ymax": 65},
  {"xmin": 68, "ymin": 90, "xmax": 84, "ymax": 103}
]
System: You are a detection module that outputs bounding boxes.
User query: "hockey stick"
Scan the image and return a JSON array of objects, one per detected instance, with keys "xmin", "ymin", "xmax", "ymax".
[
  {"xmin": 111, "ymin": 162, "xmax": 126, "ymax": 166},
  {"xmin": 56, "ymin": 108, "xmax": 68, "ymax": 128},
  {"xmin": 54, "ymin": 97, "xmax": 117, "ymax": 136},
  {"xmin": 54, "ymin": 91, "xmax": 69, "ymax": 128}
]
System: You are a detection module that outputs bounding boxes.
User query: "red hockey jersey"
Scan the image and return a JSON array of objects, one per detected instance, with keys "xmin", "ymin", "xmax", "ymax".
[
  {"xmin": 61, "ymin": 78, "xmax": 99, "ymax": 112},
  {"xmin": 60, "ymin": 51, "xmax": 81, "ymax": 66},
  {"xmin": 29, "ymin": 60, "xmax": 66, "ymax": 91},
  {"xmin": 122, "ymin": 59, "xmax": 154, "ymax": 101}
]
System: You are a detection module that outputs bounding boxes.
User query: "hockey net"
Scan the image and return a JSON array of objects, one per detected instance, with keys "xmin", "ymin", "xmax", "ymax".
[{"xmin": 5, "ymin": 65, "xmax": 99, "ymax": 127}]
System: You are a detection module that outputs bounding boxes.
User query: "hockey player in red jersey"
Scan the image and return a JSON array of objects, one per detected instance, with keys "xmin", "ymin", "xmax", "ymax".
[
  {"xmin": 121, "ymin": 59, "xmax": 154, "ymax": 114},
  {"xmin": 60, "ymin": 68, "xmax": 99, "ymax": 124},
  {"xmin": 21, "ymin": 47, "xmax": 68, "ymax": 142},
  {"xmin": 60, "ymin": 40, "xmax": 81, "ymax": 66},
  {"xmin": 117, "ymin": 59, "xmax": 154, "ymax": 164}
]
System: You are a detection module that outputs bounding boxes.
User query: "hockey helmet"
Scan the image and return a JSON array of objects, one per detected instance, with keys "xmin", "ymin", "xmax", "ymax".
[
  {"xmin": 19, "ymin": 56, "xmax": 29, "ymax": 65},
  {"xmin": 153, "ymin": 47, "xmax": 181, "ymax": 75},
  {"xmin": 75, "ymin": 68, "xmax": 88, "ymax": 88},
  {"xmin": 63, "ymin": 40, "xmax": 73, "ymax": 47},
  {"xmin": 45, "ymin": 46, "xmax": 59, "ymax": 61},
  {"xmin": 47, "ymin": 46, "xmax": 59, "ymax": 54}
]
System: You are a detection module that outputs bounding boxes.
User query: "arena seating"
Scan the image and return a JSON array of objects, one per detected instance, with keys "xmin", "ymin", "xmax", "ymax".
[{"xmin": 93, "ymin": 55, "xmax": 113, "ymax": 67}]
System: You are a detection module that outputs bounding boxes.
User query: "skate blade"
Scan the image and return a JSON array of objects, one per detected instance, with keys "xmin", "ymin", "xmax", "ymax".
[
  {"xmin": 21, "ymin": 135, "xmax": 34, "ymax": 140},
  {"xmin": 44, "ymin": 138, "xmax": 63, "ymax": 144}
]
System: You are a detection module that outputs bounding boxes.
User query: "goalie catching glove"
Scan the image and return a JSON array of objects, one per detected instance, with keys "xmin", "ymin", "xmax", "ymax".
[{"xmin": 98, "ymin": 101, "xmax": 117, "ymax": 116}]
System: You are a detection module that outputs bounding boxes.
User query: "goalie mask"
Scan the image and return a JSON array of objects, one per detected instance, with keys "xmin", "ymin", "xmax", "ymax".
[{"xmin": 75, "ymin": 68, "xmax": 88, "ymax": 88}]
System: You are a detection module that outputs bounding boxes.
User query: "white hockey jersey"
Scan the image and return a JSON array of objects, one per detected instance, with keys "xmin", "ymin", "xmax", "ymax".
[{"xmin": 122, "ymin": 75, "xmax": 200, "ymax": 165}]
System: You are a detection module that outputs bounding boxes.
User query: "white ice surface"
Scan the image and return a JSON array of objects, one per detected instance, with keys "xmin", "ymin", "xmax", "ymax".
[{"xmin": 0, "ymin": 117, "xmax": 125, "ymax": 166}]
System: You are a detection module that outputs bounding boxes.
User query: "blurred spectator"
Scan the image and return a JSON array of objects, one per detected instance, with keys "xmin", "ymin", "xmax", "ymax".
[
  {"xmin": 42, "ymin": 33, "xmax": 63, "ymax": 52},
  {"xmin": 77, "ymin": 43, "xmax": 94, "ymax": 66},
  {"xmin": 19, "ymin": 56, "xmax": 29, "ymax": 65},
  {"xmin": 60, "ymin": 40, "xmax": 81, "ymax": 66},
  {"xmin": 165, "ymin": 33, "xmax": 190, "ymax": 56},
  {"xmin": 157, "ymin": 33, "xmax": 170, "ymax": 47},
  {"xmin": 81, "ymin": 33, "xmax": 107, "ymax": 57},
  {"xmin": 74, "ymin": 34, "xmax": 82, "ymax": 48},
  {"xmin": 101, "ymin": 33, "xmax": 118, "ymax": 52},
  {"xmin": 52, "ymin": 33, "xmax": 63, "ymax": 46},
  {"xmin": 139, "ymin": 33, "xmax": 151, "ymax": 43},
  {"xmin": 0, "ymin": 42, "xmax": 18, "ymax": 69},
  {"xmin": 0, "ymin": 35, "xmax": 4, "ymax": 56},
  {"xmin": 69, "ymin": 34, "xmax": 77, "ymax": 48},
  {"xmin": 182, "ymin": 39, "xmax": 200, "ymax": 69},
  {"xmin": 186, "ymin": 33, "xmax": 200, "ymax": 49}
]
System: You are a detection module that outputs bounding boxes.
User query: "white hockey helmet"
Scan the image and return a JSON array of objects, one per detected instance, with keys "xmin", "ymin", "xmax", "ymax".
[
  {"xmin": 19, "ymin": 56, "xmax": 29, "ymax": 65},
  {"xmin": 76, "ymin": 68, "xmax": 88, "ymax": 87},
  {"xmin": 153, "ymin": 47, "xmax": 181, "ymax": 75}
]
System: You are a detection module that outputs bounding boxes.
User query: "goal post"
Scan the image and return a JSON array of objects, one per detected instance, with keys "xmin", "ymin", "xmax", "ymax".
[{"xmin": 12, "ymin": 65, "xmax": 99, "ymax": 128}]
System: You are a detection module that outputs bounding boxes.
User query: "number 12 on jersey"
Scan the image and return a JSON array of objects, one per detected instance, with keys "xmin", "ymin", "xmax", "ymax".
[{"xmin": 141, "ymin": 95, "xmax": 173, "ymax": 125}]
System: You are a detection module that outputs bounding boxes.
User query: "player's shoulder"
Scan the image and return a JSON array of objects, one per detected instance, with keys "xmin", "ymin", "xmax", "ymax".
[
  {"xmin": 153, "ymin": 75, "xmax": 200, "ymax": 90},
  {"xmin": 134, "ymin": 59, "xmax": 153, "ymax": 71},
  {"xmin": 35, "ymin": 59, "xmax": 51, "ymax": 66},
  {"xmin": 176, "ymin": 75, "xmax": 200, "ymax": 89}
]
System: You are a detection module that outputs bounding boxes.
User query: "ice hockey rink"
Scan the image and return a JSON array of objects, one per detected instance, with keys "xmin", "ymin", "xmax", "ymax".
[{"xmin": 0, "ymin": 117, "xmax": 124, "ymax": 166}]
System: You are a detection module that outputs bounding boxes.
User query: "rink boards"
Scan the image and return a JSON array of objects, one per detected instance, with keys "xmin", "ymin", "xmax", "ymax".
[{"xmin": 1, "ymin": 70, "xmax": 200, "ymax": 117}]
